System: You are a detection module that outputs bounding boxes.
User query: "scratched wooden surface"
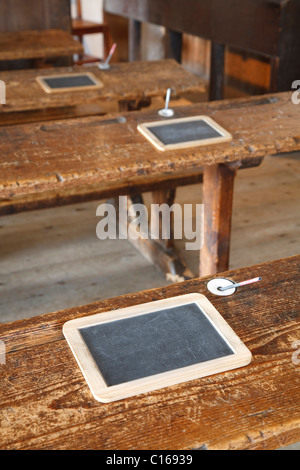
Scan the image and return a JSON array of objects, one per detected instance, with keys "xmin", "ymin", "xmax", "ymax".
[
  {"xmin": 0, "ymin": 59, "xmax": 204, "ymax": 113},
  {"xmin": 0, "ymin": 29, "xmax": 83, "ymax": 61},
  {"xmin": 0, "ymin": 255, "xmax": 299, "ymax": 450},
  {"xmin": 0, "ymin": 92, "xmax": 299, "ymax": 214}
]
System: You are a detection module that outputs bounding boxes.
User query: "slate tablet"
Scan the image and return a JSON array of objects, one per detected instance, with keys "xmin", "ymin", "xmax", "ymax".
[
  {"xmin": 63, "ymin": 293, "xmax": 251, "ymax": 402},
  {"xmin": 36, "ymin": 72, "xmax": 103, "ymax": 93},
  {"xmin": 137, "ymin": 115, "xmax": 232, "ymax": 151}
]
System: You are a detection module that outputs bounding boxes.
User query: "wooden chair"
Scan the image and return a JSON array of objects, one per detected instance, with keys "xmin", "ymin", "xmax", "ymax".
[{"xmin": 71, "ymin": 0, "xmax": 110, "ymax": 65}]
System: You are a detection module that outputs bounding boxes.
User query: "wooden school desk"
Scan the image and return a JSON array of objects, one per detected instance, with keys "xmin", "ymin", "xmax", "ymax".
[
  {"xmin": 0, "ymin": 58, "xmax": 204, "ymax": 279},
  {"xmin": 0, "ymin": 91, "xmax": 299, "ymax": 277},
  {"xmin": 0, "ymin": 29, "xmax": 83, "ymax": 63},
  {"xmin": 104, "ymin": 0, "xmax": 300, "ymax": 99},
  {"xmin": 0, "ymin": 59, "xmax": 204, "ymax": 125},
  {"xmin": 0, "ymin": 255, "xmax": 299, "ymax": 450}
]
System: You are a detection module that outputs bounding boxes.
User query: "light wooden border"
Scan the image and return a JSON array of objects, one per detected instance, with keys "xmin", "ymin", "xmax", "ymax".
[
  {"xmin": 63, "ymin": 293, "xmax": 252, "ymax": 403},
  {"xmin": 137, "ymin": 115, "xmax": 232, "ymax": 151},
  {"xmin": 36, "ymin": 72, "xmax": 103, "ymax": 94}
]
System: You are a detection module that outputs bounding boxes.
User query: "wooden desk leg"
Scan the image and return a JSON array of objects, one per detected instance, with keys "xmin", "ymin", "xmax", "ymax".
[
  {"xmin": 149, "ymin": 189, "xmax": 194, "ymax": 278},
  {"xmin": 200, "ymin": 163, "xmax": 235, "ymax": 277},
  {"xmin": 118, "ymin": 192, "xmax": 194, "ymax": 280}
]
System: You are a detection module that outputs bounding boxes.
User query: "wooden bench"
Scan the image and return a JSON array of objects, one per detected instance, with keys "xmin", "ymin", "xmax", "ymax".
[
  {"xmin": 0, "ymin": 59, "xmax": 204, "ymax": 124},
  {"xmin": 104, "ymin": 0, "xmax": 300, "ymax": 98},
  {"xmin": 0, "ymin": 255, "xmax": 299, "ymax": 450},
  {"xmin": 0, "ymin": 91, "xmax": 299, "ymax": 277},
  {"xmin": 0, "ymin": 29, "xmax": 83, "ymax": 63}
]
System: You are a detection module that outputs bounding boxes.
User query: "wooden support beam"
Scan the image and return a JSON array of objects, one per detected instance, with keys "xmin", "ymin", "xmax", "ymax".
[
  {"xmin": 200, "ymin": 163, "xmax": 235, "ymax": 276},
  {"xmin": 115, "ymin": 193, "xmax": 195, "ymax": 281}
]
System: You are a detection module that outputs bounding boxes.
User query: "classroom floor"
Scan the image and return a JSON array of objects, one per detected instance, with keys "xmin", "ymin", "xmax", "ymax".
[{"xmin": 0, "ymin": 94, "xmax": 299, "ymax": 450}]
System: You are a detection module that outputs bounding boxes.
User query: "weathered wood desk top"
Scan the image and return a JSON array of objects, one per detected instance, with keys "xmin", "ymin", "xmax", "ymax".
[
  {"xmin": 0, "ymin": 91, "xmax": 298, "ymax": 210},
  {"xmin": 0, "ymin": 255, "xmax": 299, "ymax": 450},
  {"xmin": 0, "ymin": 59, "xmax": 204, "ymax": 115},
  {"xmin": 0, "ymin": 91, "xmax": 299, "ymax": 276},
  {"xmin": 0, "ymin": 29, "xmax": 83, "ymax": 61}
]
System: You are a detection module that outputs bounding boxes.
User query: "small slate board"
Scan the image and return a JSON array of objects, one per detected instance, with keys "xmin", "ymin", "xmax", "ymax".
[
  {"xmin": 137, "ymin": 115, "xmax": 232, "ymax": 151},
  {"xmin": 63, "ymin": 294, "xmax": 251, "ymax": 402},
  {"xmin": 36, "ymin": 72, "xmax": 103, "ymax": 93}
]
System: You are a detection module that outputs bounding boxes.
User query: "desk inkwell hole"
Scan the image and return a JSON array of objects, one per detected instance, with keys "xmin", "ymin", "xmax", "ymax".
[{"xmin": 207, "ymin": 277, "xmax": 262, "ymax": 296}]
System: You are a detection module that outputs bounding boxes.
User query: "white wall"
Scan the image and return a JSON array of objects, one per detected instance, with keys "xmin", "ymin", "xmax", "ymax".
[
  {"xmin": 71, "ymin": 0, "xmax": 165, "ymax": 61},
  {"xmin": 142, "ymin": 24, "xmax": 165, "ymax": 61},
  {"xmin": 71, "ymin": 0, "xmax": 104, "ymax": 60}
]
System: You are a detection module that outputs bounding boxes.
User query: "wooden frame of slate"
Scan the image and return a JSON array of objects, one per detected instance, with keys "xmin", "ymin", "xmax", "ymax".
[
  {"xmin": 36, "ymin": 72, "xmax": 103, "ymax": 93},
  {"xmin": 137, "ymin": 115, "xmax": 232, "ymax": 151},
  {"xmin": 63, "ymin": 294, "xmax": 252, "ymax": 402}
]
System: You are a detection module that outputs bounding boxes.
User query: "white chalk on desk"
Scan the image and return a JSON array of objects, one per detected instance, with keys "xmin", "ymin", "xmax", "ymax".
[
  {"xmin": 158, "ymin": 87, "xmax": 174, "ymax": 117},
  {"xmin": 99, "ymin": 43, "xmax": 117, "ymax": 70},
  {"xmin": 207, "ymin": 278, "xmax": 236, "ymax": 296},
  {"xmin": 218, "ymin": 277, "xmax": 262, "ymax": 292},
  {"xmin": 207, "ymin": 276, "xmax": 262, "ymax": 296}
]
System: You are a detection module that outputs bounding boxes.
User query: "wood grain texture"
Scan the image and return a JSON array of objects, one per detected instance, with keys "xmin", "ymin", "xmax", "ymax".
[
  {"xmin": 104, "ymin": 0, "xmax": 283, "ymax": 56},
  {"xmin": 0, "ymin": 0, "xmax": 72, "ymax": 33},
  {"xmin": 0, "ymin": 59, "xmax": 204, "ymax": 113},
  {"xmin": 0, "ymin": 255, "xmax": 299, "ymax": 449},
  {"xmin": 114, "ymin": 190, "xmax": 195, "ymax": 280},
  {"xmin": 0, "ymin": 29, "xmax": 83, "ymax": 61},
  {"xmin": 0, "ymin": 92, "xmax": 298, "ymax": 213},
  {"xmin": 200, "ymin": 164, "xmax": 235, "ymax": 276},
  {"xmin": 104, "ymin": 0, "xmax": 300, "ymax": 92}
]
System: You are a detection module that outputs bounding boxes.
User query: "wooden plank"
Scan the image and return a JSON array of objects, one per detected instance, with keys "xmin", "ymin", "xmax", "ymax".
[
  {"xmin": 275, "ymin": 0, "xmax": 300, "ymax": 91},
  {"xmin": 0, "ymin": 59, "xmax": 204, "ymax": 114},
  {"xmin": 0, "ymin": 92, "xmax": 298, "ymax": 205},
  {"xmin": 0, "ymin": 255, "xmax": 299, "ymax": 449},
  {"xmin": 0, "ymin": 0, "xmax": 72, "ymax": 32},
  {"xmin": 0, "ymin": 91, "xmax": 297, "ymax": 276},
  {"xmin": 0, "ymin": 170, "xmax": 203, "ymax": 216},
  {"xmin": 104, "ymin": 0, "xmax": 282, "ymax": 56},
  {"xmin": 0, "ymin": 29, "xmax": 83, "ymax": 61},
  {"xmin": 200, "ymin": 164, "xmax": 235, "ymax": 276},
  {"xmin": 151, "ymin": 188, "xmax": 176, "ymax": 250},
  {"xmin": 104, "ymin": 0, "xmax": 300, "ymax": 92},
  {"xmin": 115, "ymin": 192, "xmax": 195, "ymax": 280}
]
